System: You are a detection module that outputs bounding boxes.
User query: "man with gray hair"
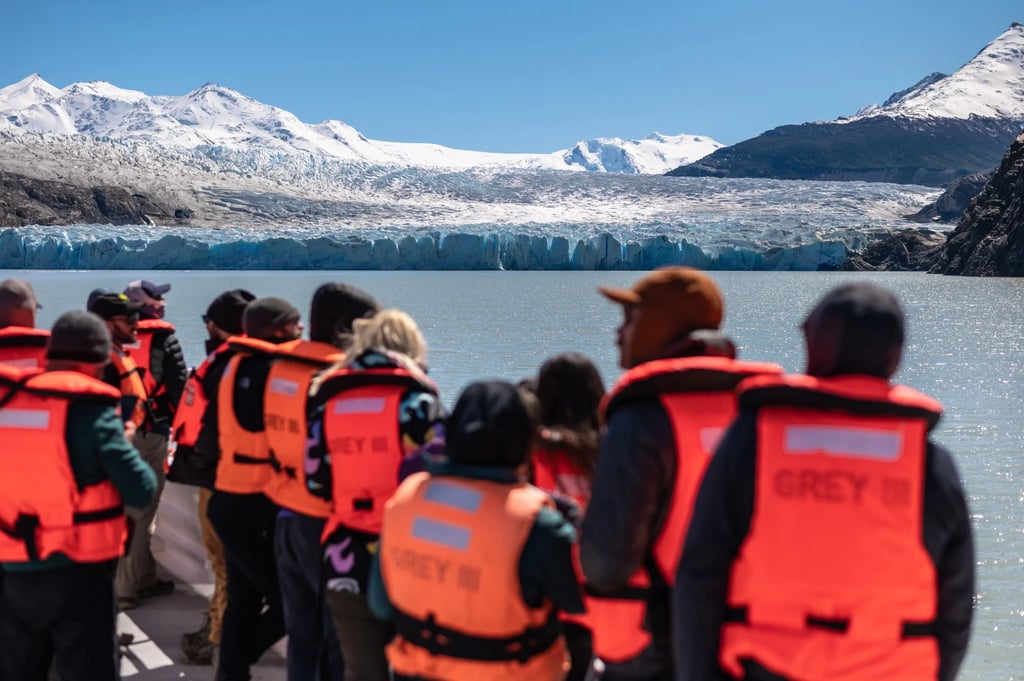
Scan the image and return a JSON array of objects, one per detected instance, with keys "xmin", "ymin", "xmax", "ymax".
[{"xmin": 0, "ymin": 278, "xmax": 49, "ymax": 369}]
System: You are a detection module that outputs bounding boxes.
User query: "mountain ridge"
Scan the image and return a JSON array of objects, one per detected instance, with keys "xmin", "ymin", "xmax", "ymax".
[
  {"xmin": 670, "ymin": 23, "xmax": 1024, "ymax": 186},
  {"xmin": 0, "ymin": 74, "xmax": 717, "ymax": 175}
]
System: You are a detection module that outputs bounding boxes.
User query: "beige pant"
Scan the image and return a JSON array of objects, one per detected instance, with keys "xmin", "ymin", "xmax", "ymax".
[
  {"xmin": 199, "ymin": 487, "xmax": 228, "ymax": 644},
  {"xmin": 116, "ymin": 431, "xmax": 167, "ymax": 600}
]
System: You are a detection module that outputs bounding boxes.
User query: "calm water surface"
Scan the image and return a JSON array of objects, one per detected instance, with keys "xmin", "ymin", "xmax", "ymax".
[{"xmin": 11, "ymin": 269, "xmax": 1024, "ymax": 681}]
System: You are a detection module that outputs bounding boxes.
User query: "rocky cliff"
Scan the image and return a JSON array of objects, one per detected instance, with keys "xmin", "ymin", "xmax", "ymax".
[
  {"xmin": 930, "ymin": 132, "xmax": 1024, "ymax": 276},
  {"xmin": 0, "ymin": 171, "xmax": 190, "ymax": 227},
  {"xmin": 906, "ymin": 170, "xmax": 994, "ymax": 223}
]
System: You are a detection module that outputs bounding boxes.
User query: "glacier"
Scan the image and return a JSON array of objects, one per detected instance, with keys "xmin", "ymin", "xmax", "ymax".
[{"xmin": 0, "ymin": 225, "xmax": 852, "ymax": 271}]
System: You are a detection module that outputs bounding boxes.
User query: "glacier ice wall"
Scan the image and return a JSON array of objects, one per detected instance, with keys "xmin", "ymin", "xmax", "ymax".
[{"xmin": 0, "ymin": 227, "xmax": 853, "ymax": 271}]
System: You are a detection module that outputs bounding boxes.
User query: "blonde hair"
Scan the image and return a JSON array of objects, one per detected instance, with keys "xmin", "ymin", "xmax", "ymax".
[{"xmin": 348, "ymin": 309, "xmax": 427, "ymax": 368}]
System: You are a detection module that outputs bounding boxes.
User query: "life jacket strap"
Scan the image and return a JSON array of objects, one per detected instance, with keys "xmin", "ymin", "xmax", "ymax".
[
  {"xmin": 392, "ymin": 608, "xmax": 561, "ymax": 664},
  {"xmin": 232, "ymin": 452, "xmax": 273, "ymax": 466},
  {"xmin": 724, "ymin": 606, "xmax": 936, "ymax": 638},
  {"xmin": 266, "ymin": 449, "xmax": 298, "ymax": 479},
  {"xmin": 0, "ymin": 513, "xmax": 41, "ymax": 561},
  {"xmin": 73, "ymin": 504, "xmax": 125, "ymax": 524}
]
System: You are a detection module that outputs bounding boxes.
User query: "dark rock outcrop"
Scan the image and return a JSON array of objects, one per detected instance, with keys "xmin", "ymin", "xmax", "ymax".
[
  {"xmin": 667, "ymin": 117, "xmax": 1023, "ymax": 187},
  {"xmin": 906, "ymin": 170, "xmax": 994, "ymax": 223},
  {"xmin": 0, "ymin": 171, "xmax": 191, "ymax": 227},
  {"xmin": 840, "ymin": 228, "xmax": 946, "ymax": 271},
  {"xmin": 930, "ymin": 132, "xmax": 1024, "ymax": 276}
]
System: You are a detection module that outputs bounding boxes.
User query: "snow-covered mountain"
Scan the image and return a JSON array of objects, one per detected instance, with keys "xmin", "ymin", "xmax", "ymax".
[
  {"xmin": 848, "ymin": 23, "xmax": 1024, "ymax": 122},
  {"xmin": 0, "ymin": 75, "xmax": 716, "ymax": 174},
  {"xmin": 672, "ymin": 23, "xmax": 1024, "ymax": 185},
  {"xmin": 562, "ymin": 133, "xmax": 723, "ymax": 174}
]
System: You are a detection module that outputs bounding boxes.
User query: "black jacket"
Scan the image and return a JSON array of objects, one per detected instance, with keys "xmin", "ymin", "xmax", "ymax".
[
  {"xmin": 580, "ymin": 333, "xmax": 743, "ymax": 679},
  {"xmin": 146, "ymin": 330, "xmax": 188, "ymax": 432},
  {"xmin": 673, "ymin": 408, "xmax": 975, "ymax": 681}
]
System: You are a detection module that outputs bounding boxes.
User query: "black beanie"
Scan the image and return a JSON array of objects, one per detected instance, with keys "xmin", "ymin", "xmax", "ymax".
[
  {"xmin": 309, "ymin": 282, "xmax": 381, "ymax": 346},
  {"xmin": 803, "ymin": 282, "xmax": 905, "ymax": 379},
  {"xmin": 46, "ymin": 311, "xmax": 111, "ymax": 363},
  {"xmin": 447, "ymin": 381, "xmax": 535, "ymax": 468},
  {"xmin": 206, "ymin": 289, "xmax": 256, "ymax": 335},
  {"xmin": 243, "ymin": 297, "xmax": 301, "ymax": 341}
]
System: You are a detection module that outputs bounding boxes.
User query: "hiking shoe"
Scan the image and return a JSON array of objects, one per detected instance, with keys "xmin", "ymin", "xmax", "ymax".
[
  {"xmin": 180, "ymin": 613, "xmax": 211, "ymax": 650},
  {"xmin": 179, "ymin": 637, "xmax": 215, "ymax": 666},
  {"xmin": 138, "ymin": 578, "xmax": 175, "ymax": 599}
]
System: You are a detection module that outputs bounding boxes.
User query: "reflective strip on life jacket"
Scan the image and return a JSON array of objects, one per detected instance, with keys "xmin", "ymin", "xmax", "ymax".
[
  {"xmin": 720, "ymin": 373, "xmax": 941, "ymax": 681},
  {"xmin": 0, "ymin": 327, "xmax": 49, "ymax": 369},
  {"xmin": 589, "ymin": 356, "xmax": 783, "ymax": 664},
  {"xmin": 381, "ymin": 473, "xmax": 568, "ymax": 681},
  {"xmin": 0, "ymin": 370, "xmax": 126, "ymax": 564},
  {"xmin": 214, "ymin": 337, "xmax": 279, "ymax": 494},
  {"xmin": 319, "ymin": 366, "xmax": 436, "ymax": 535},
  {"xmin": 262, "ymin": 339, "xmax": 342, "ymax": 517}
]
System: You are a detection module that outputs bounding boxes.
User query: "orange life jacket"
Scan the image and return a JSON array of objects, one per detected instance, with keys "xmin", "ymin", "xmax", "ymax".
[
  {"xmin": 319, "ymin": 366, "xmax": 438, "ymax": 536},
  {"xmin": 381, "ymin": 472, "xmax": 568, "ymax": 681},
  {"xmin": 214, "ymin": 337, "xmax": 279, "ymax": 494},
  {"xmin": 590, "ymin": 356, "xmax": 783, "ymax": 664},
  {"xmin": 720, "ymin": 373, "xmax": 942, "ymax": 681},
  {"xmin": 171, "ymin": 340, "xmax": 232, "ymax": 452},
  {"xmin": 263, "ymin": 339, "xmax": 343, "ymax": 517},
  {"xmin": 531, "ymin": 446, "xmax": 591, "ymax": 510},
  {"xmin": 123, "ymin": 319, "xmax": 176, "ymax": 402},
  {"xmin": 0, "ymin": 326, "xmax": 49, "ymax": 369},
  {"xmin": 111, "ymin": 349, "xmax": 148, "ymax": 428},
  {"xmin": 0, "ymin": 367, "xmax": 127, "ymax": 564}
]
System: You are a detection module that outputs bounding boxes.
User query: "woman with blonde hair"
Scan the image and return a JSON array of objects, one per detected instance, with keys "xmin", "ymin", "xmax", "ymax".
[{"xmin": 305, "ymin": 309, "xmax": 445, "ymax": 681}]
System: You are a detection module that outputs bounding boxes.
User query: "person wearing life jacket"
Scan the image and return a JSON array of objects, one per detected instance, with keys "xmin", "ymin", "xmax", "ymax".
[
  {"xmin": 116, "ymin": 279, "xmax": 187, "ymax": 611},
  {"xmin": 580, "ymin": 267, "xmax": 783, "ymax": 681},
  {"xmin": 123, "ymin": 279, "xmax": 187, "ymax": 433},
  {"xmin": 0, "ymin": 277, "xmax": 49, "ymax": 369},
  {"xmin": 0, "ymin": 311, "xmax": 156, "ymax": 681},
  {"xmin": 168, "ymin": 288, "xmax": 256, "ymax": 666},
  {"xmin": 88, "ymin": 290, "xmax": 178, "ymax": 610},
  {"xmin": 305, "ymin": 308, "xmax": 445, "ymax": 681},
  {"xmin": 369, "ymin": 380, "xmax": 583, "ymax": 681},
  {"xmin": 200, "ymin": 297, "xmax": 302, "ymax": 681},
  {"xmin": 527, "ymin": 352, "xmax": 606, "ymax": 681},
  {"xmin": 674, "ymin": 282, "xmax": 975, "ymax": 681},
  {"xmin": 269, "ymin": 282, "xmax": 380, "ymax": 681}
]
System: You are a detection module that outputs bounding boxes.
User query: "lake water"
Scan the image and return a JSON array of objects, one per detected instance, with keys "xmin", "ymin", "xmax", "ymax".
[{"xmin": 10, "ymin": 268, "xmax": 1024, "ymax": 681}]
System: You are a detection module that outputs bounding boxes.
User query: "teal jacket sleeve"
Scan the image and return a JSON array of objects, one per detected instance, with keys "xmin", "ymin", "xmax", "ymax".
[
  {"xmin": 519, "ymin": 505, "xmax": 586, "ymax": 614},
  {"xmin": 67, "ymin": 402, "xmax": 157, "ymax": 508}
]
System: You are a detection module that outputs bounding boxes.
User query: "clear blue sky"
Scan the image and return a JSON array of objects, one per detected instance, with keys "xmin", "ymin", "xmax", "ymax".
[{"xmin": 4, "ymin": 0, "xmax": 1020, "ymax": 152}]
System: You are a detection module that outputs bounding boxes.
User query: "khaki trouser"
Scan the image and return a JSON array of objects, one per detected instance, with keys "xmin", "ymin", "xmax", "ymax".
[
  {"xmin": 116, "ymin": 431, "xmax": 167, "ymax": 600},
  {"xmin": 199, "ymin": 487, "xmax": 228, "ymax": 644}
]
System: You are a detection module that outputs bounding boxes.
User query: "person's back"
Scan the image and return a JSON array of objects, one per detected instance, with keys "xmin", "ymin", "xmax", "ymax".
[
  {"xmin": 203, "ymin": 296, "xmax": 302, "ymax": 681},
  {"xmin": 305, "ymin": 308, "xmax": 445, "ymax": 681},
  {"xmin": 268, "ymin": 282, "xmax": 380, "ymax": 681},
  {"xmin": 581, "ymin": 268, "xmax": 781, "ymax": 680},
  {"xmin": 0, "ymin": 311, "xmax": 156, "ymax": 681},
  {"xmin": 674, "ymin": 282, "xmax": 975, "ymax": 681},
  {"xmin": 371, "ymin": 380, "xmax": 581, "ymax": 681}
]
